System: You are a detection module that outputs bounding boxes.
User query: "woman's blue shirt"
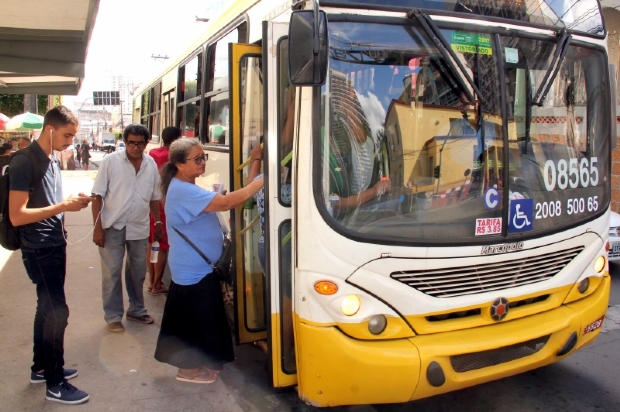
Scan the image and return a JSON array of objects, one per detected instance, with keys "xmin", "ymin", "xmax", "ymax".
[{"xmin": 165, "ymin": 178, "xmax": 222, "ymax": 285}]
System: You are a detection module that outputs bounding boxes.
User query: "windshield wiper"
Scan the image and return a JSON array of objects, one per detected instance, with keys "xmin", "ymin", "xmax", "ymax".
[
  {"xmin": 524, "ymin": 54, "xmax": 532, "ymax": 155},
  {"xmin": 409, "ymin": 10, "xmax": 485, "ymax": 104},
  {"xmin": 475, "ymin": 44, "xmax": 486, "ymax": 159},
  {"xmin": 531, "ymin": 30, "xmax": 572, "ymax": 106}
]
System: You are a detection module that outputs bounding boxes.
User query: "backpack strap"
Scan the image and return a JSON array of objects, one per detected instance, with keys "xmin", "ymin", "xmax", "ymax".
[{"xmin": 9, "ymin": 146, "xmax": 48, "ymax": 190}]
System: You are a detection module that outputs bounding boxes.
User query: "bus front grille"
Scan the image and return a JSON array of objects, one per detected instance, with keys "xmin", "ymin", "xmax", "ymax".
[
  {"xmin": 450, "ymin": 335, "xmax": 550, "ymax": 372},
  {"xmin": 390, "ymin": 246, "xmax": 584, "ymax": 298}
]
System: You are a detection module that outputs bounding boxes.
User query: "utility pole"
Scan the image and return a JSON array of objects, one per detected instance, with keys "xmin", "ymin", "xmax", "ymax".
[{"xmin": 120, "ymin": 100, "xmax": 124, "ymax": 129}]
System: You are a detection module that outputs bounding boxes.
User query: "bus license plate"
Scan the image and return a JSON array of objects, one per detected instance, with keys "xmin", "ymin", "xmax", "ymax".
[
  {"xmin": 613, "ymin": 243, "xmax": 620, "ymax": 254},
  {"xmin": 583, "ymin": 315, "xmax": 605, "ymax": 335}
]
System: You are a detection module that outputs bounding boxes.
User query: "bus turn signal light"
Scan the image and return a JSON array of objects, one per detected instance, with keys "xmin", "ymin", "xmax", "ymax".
[
  {"xmin": 341, "ymin": 295, "xmax": 361, "ymax": 316},
  {"xmin": 314, "ymin": 281, "xmax": 338, "ymax": 295}
]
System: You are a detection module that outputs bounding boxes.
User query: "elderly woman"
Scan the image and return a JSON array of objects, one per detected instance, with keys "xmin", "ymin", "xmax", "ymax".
[{"xmin": 154, "ymin": 138, "xmax": 264, "ymax": 383}]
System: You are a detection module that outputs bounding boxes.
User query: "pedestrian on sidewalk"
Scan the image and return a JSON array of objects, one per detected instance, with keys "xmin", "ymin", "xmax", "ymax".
[
  {"xmin": 81, "ymin": 140, "xmax": 90, "ymax": 171},
  {"xmin": 18, "ymin": 137, "xmax": 31, "ymax": 150},
  {"xmin": 146, "ymin": 126, "xmax": 181, "ymax": 296},
  {"xmin": 8, "ymin": 105, "xmax": 92, "ymax": 405},
  {"xmin": 154, "ymin": 138, "xmax": 264, "ymax": 384},
  {"xmin": 91, "ymin": 124, "xmax": 162, "ymax": 333}
]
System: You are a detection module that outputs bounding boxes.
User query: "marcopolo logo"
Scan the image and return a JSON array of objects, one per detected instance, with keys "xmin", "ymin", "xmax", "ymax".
[{"xmin": 481, "ymin": 242, "xmax": 524, "ymax": 255}]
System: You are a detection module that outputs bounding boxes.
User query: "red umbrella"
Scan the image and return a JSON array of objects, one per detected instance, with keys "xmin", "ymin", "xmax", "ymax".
[{"xmin": 0, "ymin": 113, "xmax": 9, "ymax": 129}]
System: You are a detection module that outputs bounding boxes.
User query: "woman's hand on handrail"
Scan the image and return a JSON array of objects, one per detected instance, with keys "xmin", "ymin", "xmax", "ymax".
[{"xmin": 204, "ymin": 177, "xmax": 264, "ymax": 212}]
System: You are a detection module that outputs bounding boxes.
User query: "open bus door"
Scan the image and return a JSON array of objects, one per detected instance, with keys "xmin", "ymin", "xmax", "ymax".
[
  {"xmin": 229, "ymin": 43, "xmax": 267, "ymax": 345},
  {"xmin": 229, "ymin": 22, "xmax": 297, "ymax": 388}
]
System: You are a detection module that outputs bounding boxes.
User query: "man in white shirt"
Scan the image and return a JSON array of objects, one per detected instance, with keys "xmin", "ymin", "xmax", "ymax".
[{"xmin": 91, "ymin": 124, "xmax": 163, "ymax": 333}]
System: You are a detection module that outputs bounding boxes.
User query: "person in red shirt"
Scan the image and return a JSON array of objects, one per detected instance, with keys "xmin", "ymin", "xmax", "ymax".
[{"xmin": 147, "ymin": 126, "xmax": 181, "ymax": 295}]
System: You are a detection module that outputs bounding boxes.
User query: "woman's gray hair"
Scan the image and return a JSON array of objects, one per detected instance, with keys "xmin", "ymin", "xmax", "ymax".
[{"xmin": 160, "ymin": 138, "xmax": 201, "ymax": 197}]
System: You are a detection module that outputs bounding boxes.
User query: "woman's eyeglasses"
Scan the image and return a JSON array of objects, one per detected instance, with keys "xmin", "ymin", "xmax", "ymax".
[{"xmin": 185, "ymin": 153, "xmax": 208, "ymax": 164}]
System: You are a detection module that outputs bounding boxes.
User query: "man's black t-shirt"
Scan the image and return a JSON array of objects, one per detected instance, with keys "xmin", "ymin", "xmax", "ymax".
[{"xmin": 9, "ymin": 141, "xmax": 65, "ymax": 248}]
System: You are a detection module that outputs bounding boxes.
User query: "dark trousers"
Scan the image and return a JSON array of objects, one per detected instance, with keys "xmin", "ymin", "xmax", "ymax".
[{"xmin": 22, "ymin": 245, "xmax": 68, "ymax": 387}]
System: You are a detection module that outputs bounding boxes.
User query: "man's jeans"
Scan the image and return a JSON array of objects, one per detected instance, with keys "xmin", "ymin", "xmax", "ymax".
[
  {"xmin": 22, "ymin": 245, "xmax": 68, "ymax": 388},
  {"xmin": 99, "ymin": 227, "xmax": 148, "ymax": 323}
]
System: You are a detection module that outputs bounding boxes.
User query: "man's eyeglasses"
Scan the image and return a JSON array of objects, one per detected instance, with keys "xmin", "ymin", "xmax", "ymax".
[
  {"xmin": 186, "ymin": 153, "xmax": 208, "ymax": 164},
  {"xmin": 126, "ymin": 140, "xmax": 146, "ymax": 148}
]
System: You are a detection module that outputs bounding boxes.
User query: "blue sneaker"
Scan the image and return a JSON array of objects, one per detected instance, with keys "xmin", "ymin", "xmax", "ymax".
[
  {"xmin": 31, "ymin": 368, "xmax": 78, "ymax": 384},
  {"xmin": 45, "ymin": 381, "xmax": 89, "ymax": 405}
]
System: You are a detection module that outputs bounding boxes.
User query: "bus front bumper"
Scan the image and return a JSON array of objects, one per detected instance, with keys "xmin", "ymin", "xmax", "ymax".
[{"xmin": 295, "ymin": 275, "xmax": 610, "ymax": 407}]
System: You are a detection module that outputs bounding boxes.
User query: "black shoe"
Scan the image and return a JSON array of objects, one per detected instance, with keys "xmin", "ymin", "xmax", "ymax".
[
  {"xmin": 31, "ymin": 368, "xmax": 78, "ymax": 384},
  {"xmin": 45, "ymin": 381, "xmax": 89, "ymax": 404}
]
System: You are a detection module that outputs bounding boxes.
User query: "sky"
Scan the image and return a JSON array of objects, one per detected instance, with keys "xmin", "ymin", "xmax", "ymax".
[{"xmin": 70, "ymin": 0, "xmax": 221, "ymax": 104}]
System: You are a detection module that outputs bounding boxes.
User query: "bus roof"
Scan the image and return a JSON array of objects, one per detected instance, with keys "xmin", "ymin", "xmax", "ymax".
[{"xmin": 134, "ymin": 0, "xmax": 258, "ymax": 97}]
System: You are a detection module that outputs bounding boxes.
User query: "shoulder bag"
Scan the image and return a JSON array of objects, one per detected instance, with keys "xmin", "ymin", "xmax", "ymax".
[{"xmin": 172, "ymin": 227, "xmax": 233, "ymax": 285}]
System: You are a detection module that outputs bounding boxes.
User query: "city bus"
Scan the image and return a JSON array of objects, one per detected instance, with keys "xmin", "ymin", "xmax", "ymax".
[{"xmin": 133, "ymin": 0, "xmax": 613, "ymax": 406}]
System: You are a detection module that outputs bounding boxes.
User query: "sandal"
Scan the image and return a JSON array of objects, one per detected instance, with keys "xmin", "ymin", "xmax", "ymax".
[
  {"xmin": 150, "ymin": 286, "xmax": 169, "ymax": 296},
  {"xmin": 175, "ymin": 370, "xmax": 217, "ymax": 384}
]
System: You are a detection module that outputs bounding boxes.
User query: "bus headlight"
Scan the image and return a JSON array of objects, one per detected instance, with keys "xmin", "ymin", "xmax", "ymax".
[
  {"xmin": 594, "ymin": 255, "xmax": 606, "ymax": 273},
  {"xmin": 368, "ymin": 315, "xmax": 387, "ymax": 335},
  {"xmin": 341, "ymin": 295, "xmax": 361, "ymax": 316},
  {"xmin": 577, "ymin": 277, "xmax": 590, "ymax": 294}
]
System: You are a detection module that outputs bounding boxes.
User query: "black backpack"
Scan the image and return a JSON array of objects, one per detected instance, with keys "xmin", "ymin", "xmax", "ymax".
[{"xmin": 0, "ymin": 147, "xmax": 45, "ymax": 251}]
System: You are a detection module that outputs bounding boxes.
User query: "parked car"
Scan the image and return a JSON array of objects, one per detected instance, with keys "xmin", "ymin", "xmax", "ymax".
[
  {"xmin": 117, "ymin": 141, "xmax": 125, "ymax": 150},
  {"xmin": 609, "ymin": 210, "xmax": 620, "ymax": 263}
]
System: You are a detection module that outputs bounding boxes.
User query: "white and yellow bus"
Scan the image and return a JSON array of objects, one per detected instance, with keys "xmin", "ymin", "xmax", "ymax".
[{"xmin": 134, "ymin": 0, "xmax": 613, "ymax": 406}]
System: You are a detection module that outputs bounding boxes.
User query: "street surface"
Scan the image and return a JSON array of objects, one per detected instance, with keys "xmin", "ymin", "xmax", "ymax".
[{"xmin": 0, "ymin": 170, "xmax": 618, "ymax": 411}]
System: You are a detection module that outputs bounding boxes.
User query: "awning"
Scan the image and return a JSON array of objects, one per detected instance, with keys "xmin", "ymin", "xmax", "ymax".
[{"xmin": 0, "ymin": 0, "xmax": 100, "ymax": 95}]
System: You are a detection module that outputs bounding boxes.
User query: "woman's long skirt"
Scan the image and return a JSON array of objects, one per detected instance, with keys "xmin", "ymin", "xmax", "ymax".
[{"xmin": 154, "ymin": 273, "xmax": 234, "ymax": 370}]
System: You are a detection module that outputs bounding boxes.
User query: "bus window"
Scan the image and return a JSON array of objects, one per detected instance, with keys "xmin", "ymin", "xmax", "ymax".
[
  {"xmin": 179, "ymin": 100, "xmax": 200, "ymax": 138},
  {"xmin": 206, "ymin": 93, "xmax": 229, "ymax": 144},
  {"xmin": 178, "ymin": 53, "xmax": 202, "ymax": 138},
  {"xmin": 204, "ymin": 29, "xmax": 238, "ymax": 145}
]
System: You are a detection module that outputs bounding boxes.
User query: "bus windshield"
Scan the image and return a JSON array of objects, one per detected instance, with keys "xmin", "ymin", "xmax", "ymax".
[{"xmin": 319, "ymin": 20, "xmax": 609, "ymax": 243}]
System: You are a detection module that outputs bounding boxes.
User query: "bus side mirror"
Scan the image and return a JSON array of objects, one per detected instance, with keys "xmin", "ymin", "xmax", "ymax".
[{"xmin": 288, "ymin": 10, "xmax": 328, "ymax": 86}]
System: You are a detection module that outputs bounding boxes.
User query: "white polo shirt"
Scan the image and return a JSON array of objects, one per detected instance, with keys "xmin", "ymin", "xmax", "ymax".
[{"xmin": 92, "ymin": 150, "xmax": 162, "ymax": 240}]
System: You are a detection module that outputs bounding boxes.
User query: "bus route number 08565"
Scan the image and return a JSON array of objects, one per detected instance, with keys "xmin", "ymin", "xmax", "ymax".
[{"xmin": 543, "ymin": 157, "xmax": 598, "ymax": 191}]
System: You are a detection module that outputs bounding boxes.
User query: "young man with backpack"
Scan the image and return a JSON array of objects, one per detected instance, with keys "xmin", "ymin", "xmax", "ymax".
[{"xmin": 8, "ymin": 106, "xmax": 93, "ymax": 405}]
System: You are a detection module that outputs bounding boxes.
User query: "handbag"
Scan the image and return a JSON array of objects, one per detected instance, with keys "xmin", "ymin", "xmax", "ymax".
[{"xmin": 172, "ymin": 227, "xmax": 233, "ymax": 285}]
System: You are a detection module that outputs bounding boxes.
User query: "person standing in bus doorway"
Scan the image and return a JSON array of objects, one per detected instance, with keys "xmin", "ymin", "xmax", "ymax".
[
  {"xmin": 146, "ymin": 126, "xmax": 182, "ymax": 296},
  {"xmin": 91, "ymin": 124, "xmax": 163, "ymax": 333},
  {"xmin": 154, "ymin": 138, "xmax": 264, "ymax": 384},
  {"xmin": 9, "ymin": 106, "xmax": 92, "ymax": 404}
]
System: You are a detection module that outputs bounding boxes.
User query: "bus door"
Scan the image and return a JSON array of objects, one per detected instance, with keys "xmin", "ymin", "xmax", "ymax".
[
  {"xmin": 230, "ymin": 43, "xmax": 267, "ymax": 344},
  {"xmin": 264, "ymin": 21, "xmax": 297, "ymax": 388}
]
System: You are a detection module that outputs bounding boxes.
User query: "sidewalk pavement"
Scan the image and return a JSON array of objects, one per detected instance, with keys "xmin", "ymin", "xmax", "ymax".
[{"xmin": 0, "ymin": 170, "xmax": 303, "ymax": 412}]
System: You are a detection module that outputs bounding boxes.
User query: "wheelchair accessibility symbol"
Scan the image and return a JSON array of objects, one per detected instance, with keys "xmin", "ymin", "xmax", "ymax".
[{"xmin": 509, "ymin": 199, "xmax": 533, "ymax": 233}]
